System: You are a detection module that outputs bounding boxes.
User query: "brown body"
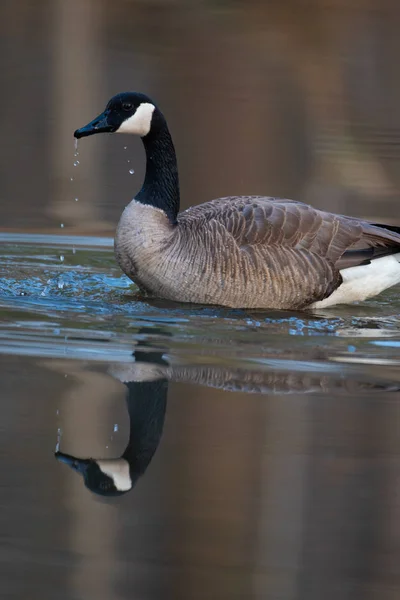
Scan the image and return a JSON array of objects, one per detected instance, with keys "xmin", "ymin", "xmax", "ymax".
[{"xmin": 115, "ymin": 195, "xmax": 400, "ymax": 310}]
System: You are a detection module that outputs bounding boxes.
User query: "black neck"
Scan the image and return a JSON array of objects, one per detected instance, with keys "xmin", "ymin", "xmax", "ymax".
[
  {"xmin": 122, "ymin": 378, "xmax": 168, "ymax": 480},
  {"xmin": 136, "ymin": 116, "xmax": 180, "ymax": 224}
]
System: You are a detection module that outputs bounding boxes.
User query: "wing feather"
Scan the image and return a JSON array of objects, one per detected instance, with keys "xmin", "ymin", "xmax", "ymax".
[
  {"xmin": 181, "ymin": 196, "xmax": 400, "ymax": 263},
  {"xmin": 178, "ymin": 196, "xmax": 400, "ymax": 307}
]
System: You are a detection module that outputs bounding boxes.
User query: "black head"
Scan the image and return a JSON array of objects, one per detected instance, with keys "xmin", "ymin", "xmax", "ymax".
[
  {"xmin": 55, "ymin": 452, "xmax": 133, "ymax": 497},
  {"xmin": 74, "ymin": 92, "xmax": 161, "ymax": 140}
]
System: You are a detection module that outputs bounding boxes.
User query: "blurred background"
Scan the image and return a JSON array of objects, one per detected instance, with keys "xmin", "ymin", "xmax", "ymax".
[
  {"xmin": 2, "ymin": 0, "xmax": 400, "ymax": 233},
  {"xmin": 2, "ymin": 2, "xmax": 400, "ymax": 600}
]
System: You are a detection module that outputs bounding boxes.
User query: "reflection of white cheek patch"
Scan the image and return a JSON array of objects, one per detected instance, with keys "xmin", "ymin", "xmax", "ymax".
[
  {"xmin": 96, "ymin": 458, "xmax": 132, "ymax": 491},
  {"xmin": 117, "ymin": 103, "xmax": 155, "ymax": 136}
]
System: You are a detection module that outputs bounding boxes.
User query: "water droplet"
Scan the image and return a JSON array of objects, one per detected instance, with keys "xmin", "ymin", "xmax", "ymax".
[
  {"xmin": 73, "ymin": 161, "xmax": 80, "ymax": 167},
  {"xmin": 113, "ymin": 424, "xmax": 119, "ymax": 432},
  {"xmin": 60, "ymin": 223, "xmax": 64, "ymax": 228},
  {"xmin": 70, "ymin": 177, "xmax": 74, "ymax": 182},
  {"xmin": 56, "ymin": 409, "xmax": 59, "ymax": 415},
  {"xmin": 123, "ymin": 146, "xmax": 128, "ymax": 150},
  {"xmin": 47, "ymin": 279, "xmax": 51, "ymax": 284},
  {"xmin": 72, "ymin": 246, "xmax": 76, "ymax": 255},
  {"xmin": 41, "ymin": 284, "xmax": 50, "ymax": 296},
  {"xmin": 64, "ymin": 374, "xmax": 68, "ymax": 378},
  {"xmin": 60, "ymin": 255, "xmax": 64, "ymax": 262},
  {"xmin": 58, "ymin": 280, "xmax": 64, "ymax": 289},
  {"xmin": 127, "ymin": 159, "xmax": 130, "ymax": 163},
  {"xmin": 55, "ymin": 427, "xmax": 62, "ymax": 452},
  {"xmin": 74, "ymin": 197, "xmax": 79, "ymax": 202},
  {"xmin": 129, "ymin": 169, "xmax": 135, "ymax": 175},
  {"xmin": 74, "ymin": 138, "xmax": 79, "ymax": 152},
  {"xmin": 106, "ymin": 445, "xmax": 109, "ymax": 449}
]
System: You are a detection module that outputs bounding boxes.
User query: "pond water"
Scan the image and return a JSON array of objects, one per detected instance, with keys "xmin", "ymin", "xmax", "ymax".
[
  {"xmin": 3, "ymin": 0, "xmax": 400, "ymax": 598},
  {"xmin": 1, "ymin": 234, "xmax": 400, "ymax": 599}
]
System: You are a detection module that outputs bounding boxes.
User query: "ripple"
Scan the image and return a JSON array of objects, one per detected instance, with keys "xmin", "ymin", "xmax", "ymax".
[{"xmin": 0, "ymin": 234, "xmax": 400, "ymax": 386}]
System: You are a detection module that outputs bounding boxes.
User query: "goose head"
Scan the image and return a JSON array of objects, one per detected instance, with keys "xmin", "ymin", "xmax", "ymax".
[
  {"xmin": 74, "ymin": 91, "xmax": 180, "ymax": 223},
  {"xmin": 74, "ymin": 92, "xmax": 159, "ymax": 139}
]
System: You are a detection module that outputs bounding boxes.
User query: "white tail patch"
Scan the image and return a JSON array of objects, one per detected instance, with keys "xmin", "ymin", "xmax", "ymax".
[
  {"xmin": 116, "ymin": 103, "xmax": 155, "ymax": 137},
  {"xmin": 96, "ymin": 458, "xmax": 132, "ymax": 491},
  {"xmin": 312, "ymin": 253, "xmax": 400, "ymax": 308}
]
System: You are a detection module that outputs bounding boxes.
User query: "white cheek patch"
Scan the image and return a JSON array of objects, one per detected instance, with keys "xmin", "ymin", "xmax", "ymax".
[
  {"xmin": 96, "ymin": 458, "xmax": 132, "ymax": 491},
  {"xmin": 117, "ymin": 102, "xmax": 155, "ymax": 136}
]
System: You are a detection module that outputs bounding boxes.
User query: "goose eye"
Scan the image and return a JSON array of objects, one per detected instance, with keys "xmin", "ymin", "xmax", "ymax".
[{"xmin": 122, "ymin": 102, "xmax": 133, "ymax": 111}]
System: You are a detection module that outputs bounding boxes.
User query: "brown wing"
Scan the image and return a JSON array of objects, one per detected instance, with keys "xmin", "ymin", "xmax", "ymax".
[
  {"xmin": 181, "ymin": 196, "xmax": 400, "ymax": 266},
  {"xmin": 179, "ymin": 196, "xmax": 400, "ymax": 307}
]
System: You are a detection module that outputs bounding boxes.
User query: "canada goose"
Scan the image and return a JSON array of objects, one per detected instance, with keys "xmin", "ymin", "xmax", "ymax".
[{"xmin": 75, "ymin": 92, "xmax": 400, "ymax": 310}]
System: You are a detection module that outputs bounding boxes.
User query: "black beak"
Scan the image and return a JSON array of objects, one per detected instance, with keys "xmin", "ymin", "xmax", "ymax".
[
  {"xmin": 74, "ymin": 111, "xmax": 115, "ymax": 139},
  {"xmin": 55, "ymin": 451, "xmax": 91, "ymax": 475}
]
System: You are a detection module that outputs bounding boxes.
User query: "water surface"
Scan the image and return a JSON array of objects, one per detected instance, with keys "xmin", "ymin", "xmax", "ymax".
[{"xmin": 1, "ymin": 235, "xmax": 400, "ymax": 600}]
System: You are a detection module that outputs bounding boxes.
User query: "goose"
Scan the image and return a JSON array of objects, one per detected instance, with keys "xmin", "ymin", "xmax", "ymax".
[{"xmin": 74, "ymin": 92, "xmax": 400, "ymax": 310}]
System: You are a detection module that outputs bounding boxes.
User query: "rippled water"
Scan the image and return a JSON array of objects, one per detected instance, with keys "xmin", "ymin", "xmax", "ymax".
[
  {"xmin": 1, "ymin": 235, "xmax": 400, "ymax": 599},
  {"xmin": 2, "ymin": 234, "xmax": 400, "ymax": 369}
]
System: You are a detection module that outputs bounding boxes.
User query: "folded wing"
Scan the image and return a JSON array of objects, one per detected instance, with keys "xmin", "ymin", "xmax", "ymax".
[{"xmin": 180, "ymin": 196, "xmax": 400, "ymax": 307}]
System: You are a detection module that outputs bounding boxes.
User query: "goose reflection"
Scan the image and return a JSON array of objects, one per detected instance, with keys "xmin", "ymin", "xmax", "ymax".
[
  {"xmin": 56, "ymin": 339, "xmax": 400, "ymax": 497},
  {"xmin": 55, "ymin": 347, "xmax": 168, "ymax": 497}
]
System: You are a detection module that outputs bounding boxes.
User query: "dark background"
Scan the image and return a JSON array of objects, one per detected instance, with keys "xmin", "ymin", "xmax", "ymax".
[{"xmin": 2, "ymin": 0, "xmax": 400, "ymax": 233}]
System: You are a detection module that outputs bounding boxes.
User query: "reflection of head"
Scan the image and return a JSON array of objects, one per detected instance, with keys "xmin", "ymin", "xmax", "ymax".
[
  {"xmin": 55, "ymin": 453, "xmax": 136, "ymax": 496},
  {"xmin": 56, "ymin": 348, "xmax": 168, "ymax": 497}
]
